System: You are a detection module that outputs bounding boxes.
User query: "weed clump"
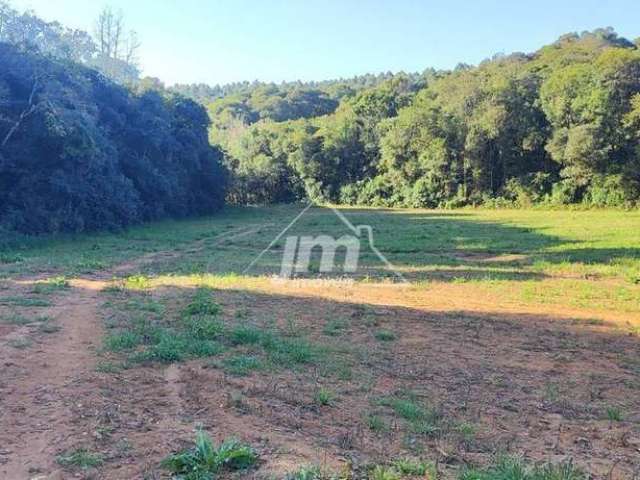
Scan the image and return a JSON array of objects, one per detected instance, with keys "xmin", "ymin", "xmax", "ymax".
[
  {"xmin": 183, "ymin": 287, "xmax": 221, "ymax": 316},
  {"xmin": 220, "ymin": 354, "xmax": 263, "ymax": 376},
  {"xmin": 377, "ymin": 393, "xmax": 448, "ymax": 438},
  {"xmin": 57, "ymin": 449, "xmax": 104, "ymax": 469},
  {"xmin": 374, "ymin": 330, "xmax": 397, "ymax": 342},
  {"xmin": 459, "ymin": 456, "xmax": 585, "ymax": 480},
  {"xmin": 162, "ymin": 430, "xmax": 257, "ymax": 479}
]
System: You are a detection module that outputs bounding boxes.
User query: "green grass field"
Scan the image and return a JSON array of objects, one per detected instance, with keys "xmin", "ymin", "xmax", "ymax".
[
  {"xmin": 3, "ymin": 206, "xmax": 639, "ymax": 315},
  {"xmin": 1, "ymin": 206, "xmax": 639, "ymax": 479}
]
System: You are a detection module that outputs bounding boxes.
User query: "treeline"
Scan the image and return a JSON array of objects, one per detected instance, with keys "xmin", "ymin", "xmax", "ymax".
[
  {"xmin": 0, "ymin": 48, "xmax": 225, "ymax": 235},
  {"xmin": 209, "ymin": 28, "xmax": 640, "ymax": 208},
  {"xmin": 171, "ymin": 71, "xmax": 423, "ymax": 105}
]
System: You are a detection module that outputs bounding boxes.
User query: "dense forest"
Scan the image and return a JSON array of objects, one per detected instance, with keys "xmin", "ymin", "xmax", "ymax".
[
  {"xmin": 0, "ymin": 3, "xmax": 225, "ymax": 235},
  {"xmin": 1, "ymin": 1, "xmax": 639, "ymax": 237},
  {"xmin": 205, "ymin": 29, "xmax": 640, "ymax": 208}
]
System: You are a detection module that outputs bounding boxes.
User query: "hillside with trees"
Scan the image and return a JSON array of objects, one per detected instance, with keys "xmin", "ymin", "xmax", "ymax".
[
  {"xmin": 206, "ymin": 29, "xmax": 640, "ymax": 208},
  {"xmin": 1, "ymin": 0, "xmax": 639, "ymax": 238}
]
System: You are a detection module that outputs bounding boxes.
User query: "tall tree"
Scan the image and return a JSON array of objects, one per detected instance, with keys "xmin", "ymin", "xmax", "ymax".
[{"xmin": 92, "ymin": 6, "xmax": 140, "ymax": 83}]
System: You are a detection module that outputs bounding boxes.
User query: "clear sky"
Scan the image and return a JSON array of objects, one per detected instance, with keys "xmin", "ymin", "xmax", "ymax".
[{"xmin": 9, "ymin": 0, "xmax": 640, "ymax": 86}]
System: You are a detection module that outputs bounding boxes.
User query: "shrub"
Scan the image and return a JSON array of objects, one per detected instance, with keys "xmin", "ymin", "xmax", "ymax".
[{"xmin": 585, "ymin": 175, "xmax": 628, "ymax": 207}]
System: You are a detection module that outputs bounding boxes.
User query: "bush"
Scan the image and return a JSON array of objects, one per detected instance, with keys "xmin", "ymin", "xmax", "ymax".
[
  {"xmin": 585, "ymin": 175, "xmax": 628, "ymax": 207},
  {"xmin": 546, "ymin": 179, "xmax": 581, "ymax": 205},
  {"xmin": 504, "ymin": 173, "xmax": 554, "ymax": 207}
]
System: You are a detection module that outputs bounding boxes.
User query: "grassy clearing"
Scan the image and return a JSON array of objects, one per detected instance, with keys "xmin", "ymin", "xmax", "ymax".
[
  {"xmin": 3, "ymin": 206, "xmax": 638, "ymax": 478},
  {"xmin": 2, "ymin": 207, "xmax": 639, "ymax": 316}
]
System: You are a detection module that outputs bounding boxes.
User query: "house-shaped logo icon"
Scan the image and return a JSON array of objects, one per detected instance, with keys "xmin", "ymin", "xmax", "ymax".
[{"xmin": 243, "ymin": 202, "xmax": 407, "ymax": 282}]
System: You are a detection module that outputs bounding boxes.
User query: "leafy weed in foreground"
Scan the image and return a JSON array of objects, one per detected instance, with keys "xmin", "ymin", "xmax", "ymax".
[
  {"xmin": 458, "ymin": 456, "xmax": 585, "ymax": 480},
  {"xmin": 162, "ymin": 430, "xmax": 257, "ymax": 479}
]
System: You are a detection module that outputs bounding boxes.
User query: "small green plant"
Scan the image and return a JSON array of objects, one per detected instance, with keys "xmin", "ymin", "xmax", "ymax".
[
  {"xmin": 183, "ymin": 287, "xmax": 221, "ymax": 316},
  {"xmin": 285, "ymin": 465, "xmax": 324, "ymax": 480},
  {"xmin": 221, "ymin": 354, "xmax": 262, "ymax": 376},
  {"xmin": 104, "ymin": 331, "xmax": 142, "ymax": 351},
  {"xmin": 323, "ymin": 318, "xmax": 349, "ymax": 336},
  {"xmin": 73, "ymin": 259, "xmax": 108, "ymax": 273},
  {"xmin": 183, "ymin": 315, "xmax": 224, "ymax": 340},
  {"xmin": 57, "ymin": 448, "xmax": 104, "ymax": 469},
  {"xmin": 0, "ymin": 253, "xmax": 23, "ymax": 264},
  {"xmin": 124, "ymin": 298, "xmax": 165, "ymax": 314},
  {"xmin": 0, "ymin": 296, "xmax": 52, "ymax": 307},
  {"xmin": 455, "ymin": 422, "xmax": 477, "ymax": 442},
  {"xmin": 605, "ymin": 406, "xmax": 624, "ymax": 422},
  {"xmin": 162, "ymin": 430, "xmax": 256, "ymax": 479},
  {"xmin": 230, "ymin": 324, "xmax": 265, "ymax": 345},
  {"xmin": 532, "ymin": 460, "xmax": 587, "ymax": 480},
  {"xmin": 365, "ymin": 414, "xmax": 388, "ymax": 433},
  {"xmin": 102, "ymin": 283, "xmax": 125, "ymax": 294},
  {"xmin": 384, "ymin": 397, "xmax": 424, "ymax": 421},
  {"xmin": 458, "ymin": 456, "xmax": 585, "ymax": 480},
  {"xmin": 391, "ymin": 458, "xmax": 436, "ymax": 477},
  {"xmin": 374, "ymin": 330, "xmax": 397, "ymax": 342},
  {"xmin": 96, "ymin": 361, "xmax": 123, "ymax": 373},
  {"xmin": 370, "ymin": 465, "xmax": 401, "ymax": 480},
  {"xmin": 284, "ymin": 465, "xmax": 343, "ymax": 480},
  {"xmin": 379, "ymin": 394, "xmax": 445, "ymax": 438},
  {"xmin": 543, "ymin": 382, "xmax": 560, "ymax": 403},
  {"xmin": 314, "ymin": 387, "xmax": 334, "ymax": 406},
  {"xmin": 228, "ymin": 324, "xmax": 321, "ymax": 367}
]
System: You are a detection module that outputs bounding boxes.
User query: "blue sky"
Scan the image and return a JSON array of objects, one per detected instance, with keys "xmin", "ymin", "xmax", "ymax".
[{"xmin": 10, "ymin": 0, "xmax": 640, "ymax": 86}]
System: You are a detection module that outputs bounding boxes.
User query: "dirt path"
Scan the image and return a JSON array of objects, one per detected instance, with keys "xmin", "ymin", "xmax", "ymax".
[
  {"xmin": 0, "ymin": 281, "xmax": 103, "ymax": 479},
  {"xmin": 0, "ymin": 226, "xmax": 266, "ymax": 479}
]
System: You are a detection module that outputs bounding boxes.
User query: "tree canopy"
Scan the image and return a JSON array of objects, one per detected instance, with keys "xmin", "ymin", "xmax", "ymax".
[
  {"xmin": 208, "ymin": 28, "xmax": 640, "ymax": 208},
  {"xmin": 0, "ymin": 43, "xmax": 225, "ymax": 234}
]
